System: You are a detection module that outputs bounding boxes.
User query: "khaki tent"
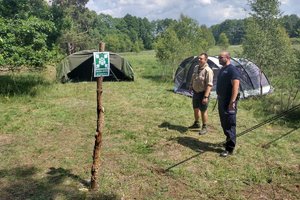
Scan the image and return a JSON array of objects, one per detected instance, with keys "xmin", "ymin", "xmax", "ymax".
[{"xmin": 56, "ymin": 50, "xmax": 134, "ymax": 82}]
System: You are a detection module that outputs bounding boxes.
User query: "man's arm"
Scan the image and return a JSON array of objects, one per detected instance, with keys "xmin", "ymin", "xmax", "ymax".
[
  {"xmin": 202, "ymin": 85, "xmax": 212, "ymax": 104},
  {"xmin": 202, "ymin": 68, "xmax": 214, "ymax": 104},
  {"xmin": 204, "ymin": 85, "xmax": 212, "ymax": 98},
  {"xmin": 229, "ymin": 79, "xmax": 240, "ymax": 109}
]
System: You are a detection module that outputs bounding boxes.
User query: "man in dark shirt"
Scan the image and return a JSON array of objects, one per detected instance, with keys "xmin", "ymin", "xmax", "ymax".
[{"xmin": 216, "ymin": 51, "xmax": 241, "ymax": 157}]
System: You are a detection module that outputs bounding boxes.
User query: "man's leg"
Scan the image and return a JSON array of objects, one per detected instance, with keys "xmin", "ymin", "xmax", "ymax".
[
  {"xmin": 219, "ymin": 110, "xmax": 236, "ymax": 156},
  {"xmin": 201, "ymin": 110, "xmax": 208, "ymax": 126},
  {"xmin": 189, "ymin": 108, "xmax": 200, "ymax": 128},
  {"xmin": 199, "ymin": 110, "xmax": 208, "ymax": 135},
  {"xmin": 223, "ymin": 112, "xmax": 236, "ymax": 152},
  {"xmin": 194, "ymin": 108, "xmax": 200, "ymax": 122},
  {"xmin": 218, "ymin": 99, "xmax": 234, "ymax": 157},
  {"xmin": 189, "ymin": 93, "xmax": 201, "ymax": 129}
]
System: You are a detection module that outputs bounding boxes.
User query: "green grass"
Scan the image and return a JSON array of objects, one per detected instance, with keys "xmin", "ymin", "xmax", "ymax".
[{"xmin": 0, "ymin": 50, "xmax": 299, "ymax": 199}]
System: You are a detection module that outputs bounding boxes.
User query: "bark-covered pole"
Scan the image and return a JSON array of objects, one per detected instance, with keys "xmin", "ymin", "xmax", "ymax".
[{"xmin": 90, "ymin": 42, "xmax": 105, "ymax": 190}]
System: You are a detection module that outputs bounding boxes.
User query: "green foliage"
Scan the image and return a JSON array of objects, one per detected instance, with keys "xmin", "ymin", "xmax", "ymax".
[
  {"xmin": 0, "ymin": 0, "xmax": 51, "ymax": 20},
  {"xmin": 201, "ymin": 25, "xmax": 216, "ymax": 47},
  {"xmin": 104, "ymin": 33, "xmax": 133, "ymax": 52},
  {"xmin": 1, "ymin": 0, "xmax": 299, "ymax": 70},
  {"xmin": 54, "ymin": 5, "xmax": 98, "ymax": 52},
  {"xmin": 52, "ymin": 0, "xmax": 89, "ymax": 7},
  {"xmin": 210, "ymin": 19, "xmax": 246, "ymax": 45},
  {"xmin": 154, "ymin": 28, "xmax": 181, "ymax": 78},
  {"xmin": 123, "ymin": 14, "xmax": 154, "ymax": 50},
  {"xmin": 0, "ymin": 0, "xmax": 61, "ymax": 68},
  {"xmin": 0, "ymin": 16, "xmax": 58, "ymax": 67},
  {"xmin": 155, "ymin": 28, "xmax": 181, "ymax": 64},
  {"xmin": 281, "ymin": 14, "xmax": 300, "ymax": 38},
  {"xmin": 210, "ymin": 15, "xmax": 299, "ymax": 45},
  {"xmin": 243, "ymin": 0, "xmax": 296, "ymax": 75},
  {"xmin": 218, "ymin": 32, "xmax": 230, "ymax": 50},
  {"xmin": 152, "ymin": 18, "xmax": 176, "ymax": 36},
  {"xmin": 154, "ymin": 15, "xmax": 214, "ymax": 78},
  {"xmin": 172, "ymin": 15, "xmax": 210, "ymax": 53},
  {"xmin": 132, "ymin": 39, "xmax": 144, "ymax": 53},
  {"xmin": 243, "ymin": 0, "xmax": 299, "ymax": 111}
]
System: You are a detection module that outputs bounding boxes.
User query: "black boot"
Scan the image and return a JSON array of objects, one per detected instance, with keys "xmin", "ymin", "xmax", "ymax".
[{"xmin": 188, "ymin": 121, "xmax": 200, "ymax": 129}]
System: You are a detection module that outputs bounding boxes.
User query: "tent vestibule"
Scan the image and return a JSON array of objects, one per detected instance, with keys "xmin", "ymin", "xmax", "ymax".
[{"xmin": 57, "ymin": 50, "xmax": 134, "ymax": 83}]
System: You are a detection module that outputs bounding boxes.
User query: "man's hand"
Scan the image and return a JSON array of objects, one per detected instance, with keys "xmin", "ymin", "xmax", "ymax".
[
  {"xmin": 228, "ymin": 101, "xmax": 236, "ymax": 111},
  {"xmin": 202, "ymin": 97, "xmax": 208, "ymax": 105}
]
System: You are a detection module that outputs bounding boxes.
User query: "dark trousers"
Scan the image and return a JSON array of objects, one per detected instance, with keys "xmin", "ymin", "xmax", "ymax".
[{"xmin": 218, "ymin": 98, "xmax": 238, "ymax": 152}]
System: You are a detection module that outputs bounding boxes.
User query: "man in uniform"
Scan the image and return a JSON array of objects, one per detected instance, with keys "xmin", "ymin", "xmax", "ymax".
[{"xmin": 189, "ymin": 53, "xmax": 214, "ymax": 135}]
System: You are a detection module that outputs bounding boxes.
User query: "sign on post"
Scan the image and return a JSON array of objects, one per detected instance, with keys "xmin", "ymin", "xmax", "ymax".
[{"xmin": 93, "ymin": 52, "xmax": 110, "ymax": 77}]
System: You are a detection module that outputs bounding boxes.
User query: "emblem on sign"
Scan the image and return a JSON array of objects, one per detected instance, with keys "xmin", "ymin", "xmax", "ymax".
[{"xmin": 93, "ymin": 52, "xmax": 110, "ymax": 77}]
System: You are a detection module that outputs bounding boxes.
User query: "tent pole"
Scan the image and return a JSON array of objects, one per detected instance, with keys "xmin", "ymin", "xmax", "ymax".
[
  {"xmin": 110, "ymin": 69, "xmax": 120, "ymax": 81},
  {"xmin": 90, "ymin": 42, "xmax": 105, "ymax": 190}
]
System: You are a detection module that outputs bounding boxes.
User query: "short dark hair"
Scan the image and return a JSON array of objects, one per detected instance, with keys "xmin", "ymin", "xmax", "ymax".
[
  {"xmin": 199, "ymin": 53, "xmax": 208, "ymax": 59},
  {"xmin": 220, "ymin": 51, "xmax": 230, "ymax": 58}
]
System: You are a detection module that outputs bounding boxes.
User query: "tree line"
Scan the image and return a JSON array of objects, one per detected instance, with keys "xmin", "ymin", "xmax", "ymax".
[
  {"xmin": 1, "ymin": 0, "xmax": 299, "ymax": 69},
  {"xmin": 211, "ymin": 14, "xmax": 300, "ymax": 45},
  {"xmin": 0, "ymin": 0, "xmax": 170, "ymax": 67}
]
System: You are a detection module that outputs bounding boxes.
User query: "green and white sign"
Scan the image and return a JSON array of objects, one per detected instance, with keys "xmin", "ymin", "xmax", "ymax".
[{"xmin": 93, "ymin": 52, "xmax": 110, "ymax": 77}]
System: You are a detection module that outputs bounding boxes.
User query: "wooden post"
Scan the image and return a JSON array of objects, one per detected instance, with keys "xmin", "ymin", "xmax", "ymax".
[{"xmin": 90, "ymin": 42, "xmax": 105, "ymax": 190}]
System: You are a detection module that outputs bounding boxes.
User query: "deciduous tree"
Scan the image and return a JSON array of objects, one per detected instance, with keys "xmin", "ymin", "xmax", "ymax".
[
  {"xmin": 243, "ymin": 0, "xmax": 298, "ymax": 109},
  {"xmin": 218, "ymin": 32, "xmax": 230, "ymax": 50}
]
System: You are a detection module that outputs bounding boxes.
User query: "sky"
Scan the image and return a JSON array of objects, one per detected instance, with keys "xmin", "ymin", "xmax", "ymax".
[{"xmin": 86, "ymin": 0, "xmax": 300, "ymax": 27}]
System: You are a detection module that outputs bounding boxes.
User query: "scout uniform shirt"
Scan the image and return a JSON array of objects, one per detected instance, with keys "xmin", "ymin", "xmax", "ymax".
[{"xmin": 191, "ymin": 63, "xmax": 214, "ymax": 93}]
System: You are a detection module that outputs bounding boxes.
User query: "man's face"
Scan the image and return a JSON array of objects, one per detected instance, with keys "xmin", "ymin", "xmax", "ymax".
[
  {"xmin": 198, "ymin": 55, "xmax": 207, "ymax": 66},
  {"xmin": 218, "ymin": 54, "xmax": 228, "ymax": 66}
]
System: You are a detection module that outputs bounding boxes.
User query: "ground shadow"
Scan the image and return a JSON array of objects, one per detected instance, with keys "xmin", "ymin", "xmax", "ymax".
[
  {"xmin": 0, "ymin": 74, "xmax": 51, "ymax": 96},
  {"xmin": 161, "ymin": 137, "xmax": 223, "ymax": 172},
  {"xmin": 47, "ymin": 167, "xmax": 90, "ymax": 187},
  {"xmin": 158, "ymin": 122, "xmax": 188, "ymax": 134},
  {"xmin": 171, "ymin": 136, "xmax": 223, "ymax": 153},
  {"xmin": 283, "ymin": 108, "xmax": 300, "ymax": 125},
  {"xmin": 0, "ymin": 166, "xmax": 118, "ymax": 200}
]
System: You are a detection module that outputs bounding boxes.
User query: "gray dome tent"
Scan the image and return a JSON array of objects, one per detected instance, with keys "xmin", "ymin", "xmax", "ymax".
[
  {"xmin": 174, "ymin": 56, "xmax": 272, "ymax": 98},
  {"xmin": 56, "ymin": 50, "xmax": 134, "ymax": 83}
]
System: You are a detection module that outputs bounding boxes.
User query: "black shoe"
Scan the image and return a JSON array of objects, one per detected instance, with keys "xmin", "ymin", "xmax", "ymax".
[
  {"xmin": 199, "ymin": 126, "xmax": 207, "ymax": 135},
  {"xmin": 219, "ymin": 150, "xmax": 233, "ymax": 157},
  {"xmin": 188, "ymin": 121, "xmax": 200, "ymax": 129}
]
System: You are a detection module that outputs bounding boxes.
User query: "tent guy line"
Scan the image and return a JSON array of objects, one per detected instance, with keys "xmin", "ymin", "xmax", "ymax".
[{"xmin": 163, "ymin": 104, "xmax": 300, "ymax": 172}]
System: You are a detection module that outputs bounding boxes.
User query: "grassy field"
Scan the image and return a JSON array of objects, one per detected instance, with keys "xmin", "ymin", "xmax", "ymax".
[{"xmin": 0, "ymin": 51, "xmax": 299, "ymax": 199}]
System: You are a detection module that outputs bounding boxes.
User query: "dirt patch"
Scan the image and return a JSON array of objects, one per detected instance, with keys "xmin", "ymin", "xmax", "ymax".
[
  {"xmin": 0, "ymin": 134, "xmax": 13, "ymax": 146},
  {"xmin": 242, "ymin": 183, "xmax": 300, "ymax": 200}
]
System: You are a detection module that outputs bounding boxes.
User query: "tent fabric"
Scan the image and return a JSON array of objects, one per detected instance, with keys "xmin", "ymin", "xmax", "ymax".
[
  {"xmin": 174, "ymin": 56, "xmax": 272, "ymax": 99},
  {"xmin": 56, "ymin": 50, "xmax": 134, "ymax": 82}
]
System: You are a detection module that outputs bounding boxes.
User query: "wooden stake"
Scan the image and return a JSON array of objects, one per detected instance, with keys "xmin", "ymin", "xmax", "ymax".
[{"xmin": 90, "ymin": 42, "xmax": 105, "ymax": 190}]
